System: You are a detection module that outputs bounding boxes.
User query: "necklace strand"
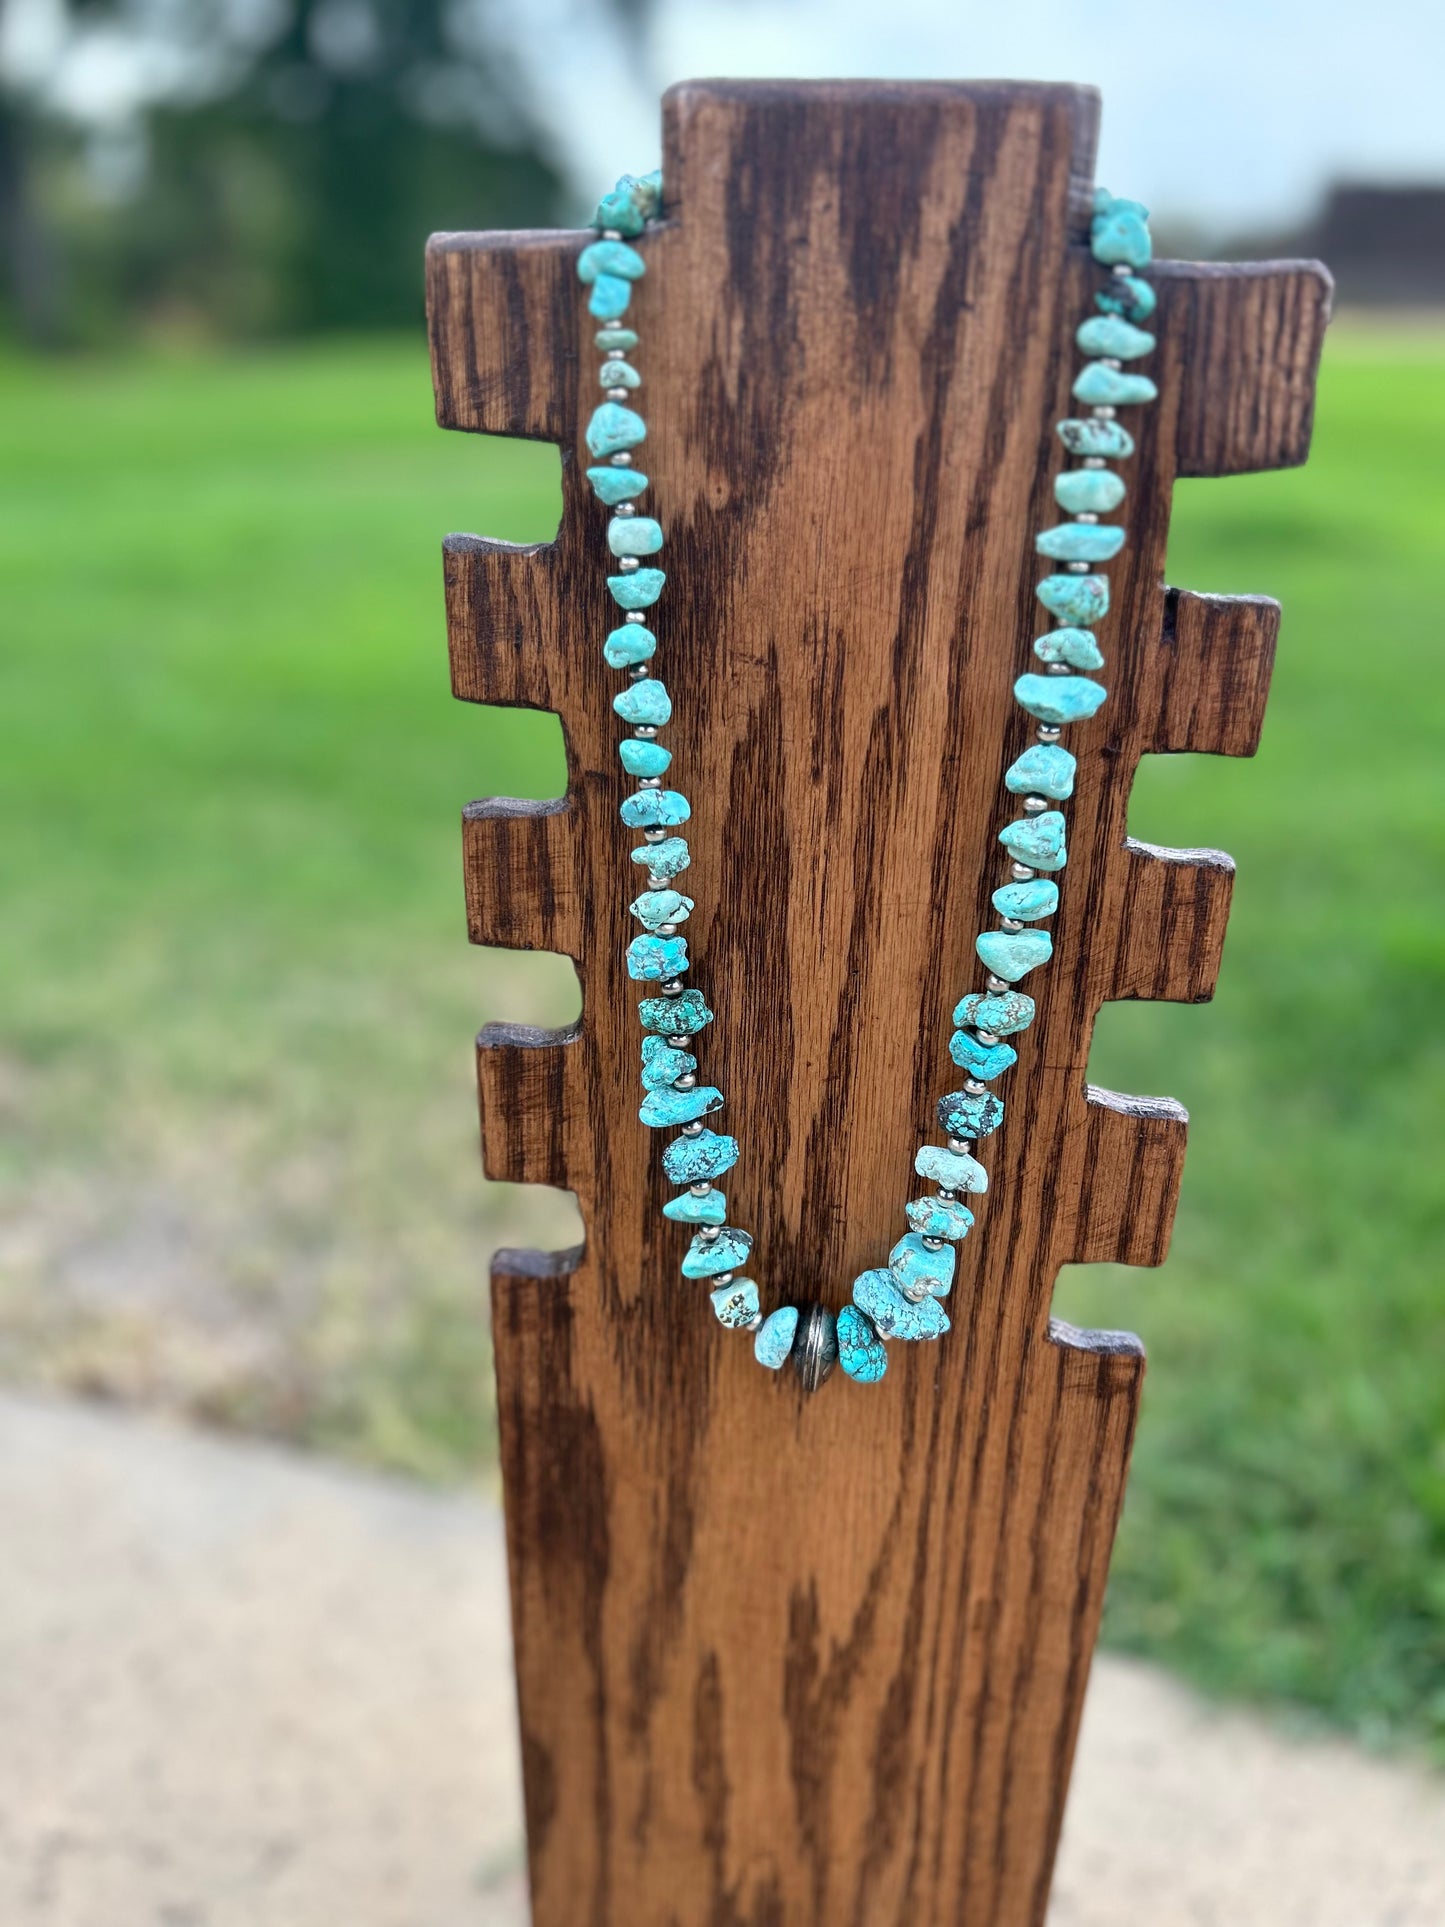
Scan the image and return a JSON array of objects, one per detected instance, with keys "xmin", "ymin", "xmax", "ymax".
[{"xmin": 577, "ymin": 172, "xmax": 1156, "ymax": 1392}]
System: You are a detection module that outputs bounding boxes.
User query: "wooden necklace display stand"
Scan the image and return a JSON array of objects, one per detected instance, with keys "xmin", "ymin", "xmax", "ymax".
[{"xmin": 427, "ymin": 79, "xmax": 1329, "ymax": 1927}]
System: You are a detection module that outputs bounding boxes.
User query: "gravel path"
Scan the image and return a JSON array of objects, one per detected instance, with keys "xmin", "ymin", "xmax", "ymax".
[{"xmin": 1, "ymin": 1391, "xmax": 1440, "ymax": 1925}]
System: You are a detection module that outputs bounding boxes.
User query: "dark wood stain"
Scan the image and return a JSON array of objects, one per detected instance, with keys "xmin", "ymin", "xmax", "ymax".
[{"xmin": 426, "ymin": 79, "xmax": 1330, "ymax": 1926}]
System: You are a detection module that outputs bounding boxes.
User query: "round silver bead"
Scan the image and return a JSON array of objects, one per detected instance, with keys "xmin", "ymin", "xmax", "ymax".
[
  {"xmin": 625, "ymin": 610, "xmax": 647, "ymax": 624},
  {"xmin": 1010, "ymin": 863, "xmax": 1036, "ymax": 882},
  {"xmin": 963, "ymin": 1079, "xmax": 987, "ymax": 1096},
  {"xmin": 920, "ymin": 1235, "xmax": 946, "ymax": 1252},
  {"xmin": 644, "ymin": 828, "xmax": 666, "ymax": 844},
  {"xmin": 614, "ymin": 501, "xmax": 637, "ymax": 517},
  {"xmin": 744, "ymin": 1311, "xmax": 763, "ymax": 1332},
  {"xmin": 605, "ymin": 387, "xmax": 630, "ymax": 404},
  {"xmin": 899, "ymin": 1279, "xmax": 929, "ymax": 1304},
  {"xmin": 689, "ymin": 1181, "xmax": 713, "ymax": 1197},
  {"xmin": 1091, "ymin": 405, "xmax": 1117, "ymax": 420},
  {"xmin": 1083, "ymin": 456, "xmax": 1107, "ymax": 469},
  {"xmin": 668, "ymin": 1032, "xmax": 691, "ymax": 1047},
  {"xmin": 611, "ymin": 451, "xmax": 633, "ymax": 466},
  {"xmin": 999, "ymin": 916, "xmax": 1024, "ymax": 932},
  {"xmin": 657, "ymin": 922, "xmax": 678, "ymax": 936},
  {"xmin": 648, "ymin": 873, "xmax": 669, "ymax": 890},
  {"xmin": 946, "ymin": 1136, "xmax": 974, "ymax": 1155},
  {"xmin": 1066, "ymin": 561, "xmax": 1091, "ymax": 573},
  {"xmin": 1074, "ymin": 511, "xmax": 1100, "ymax": 524},
  {"xmin": 1022, "ymin": 795, "xmax": 1048, "ymax": 814},
  {"xmin": 659, "ymin": 978, "xmax": 684, "ymax": 996},
  {"xmin": 1100, "ymin": 358, "xmax": 1122, "ymax": 371},
  {"xmin": 936, "ymin": 1186, "xmax": 959, "ymax": 1201},
  {"xmin": 681, "ymin": 1121, "xmax": 705, "ymax": 1137},
  {"xmin": 628, "ymin": 666, "xmax": 650, "ymax": 682},
  {"xmin": 1036, "ymin": 725, "xmax": 1062, "ymax": 743},
  {"xmin": 711, "ymin": 1270, "xmax": 733, "ymax": 1286},
  {"xmin": 602, "ymin": 228, "xmax": 623, "ymax": 242},
  {"xmin": 973, "ymin": 1033, "xmax": 999, "ymax": 1050},
  {"xmin": 673, "ymin": 1072, "xmax": 697, "ymax": 1090},
  {"xmin": 791, "ymin": 1306, "xmax": 839, "ymax": 1394},
  {"xmin": 698, "ymin": 1225, "xmax": 721, "ymax": 1241},
  {"xmin": 633, "ymin": 724, "xmax": 657, "ymax": 737},
  {"xmin": 638, "ymin": 775, "xmax": 663, "ymax": 789},
  {"xmin": 618, "ymin": 556, "xmax": 641, "ymax": 573},
  {"xmin": 985, "ymin": 974, "xmax": 1010, "ymax": 993},
  {"xmin": 1112, "ymin": 263, "xmax": 1132, "ymax": 277},
  {"xmin": 1047, "ymin": 662, "xmax": 1072, "ymax": 676}
]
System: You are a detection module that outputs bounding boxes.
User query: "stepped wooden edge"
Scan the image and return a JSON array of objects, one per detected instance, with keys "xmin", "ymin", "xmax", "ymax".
[{"xmin": 427, "ymin": 80, "xmax": 1331, "ymax": 1927}]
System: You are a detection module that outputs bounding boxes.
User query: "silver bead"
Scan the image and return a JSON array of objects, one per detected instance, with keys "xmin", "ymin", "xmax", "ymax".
[
  {"xmin": 1036, "ymin": 724, "xmax": 1062, "ymax": 742},
  {"xmin": 711, "ymin": 1270, "xmax": 733, "ymax": 1286},
  {"xmin": 657, "ymin": 922, "xmax": 678, "ymax": 936},
  {"xmin": 673, "ymin": 1072, "xmax": 697, "ymax": 1090},
  {"xmin": 1047, "ymin": 663, "xmax": 1072, "ymax": 676},
  {"xmin": 1074, "ymin": 511, "xmax": 1100, "ymax": 524},
  {"xmin": 972, "ymin": 1033, "xmax": 999, "ymax": 1050},
  {"xmin": 985, "ymin": 974, "xmax": 1010, "ymax": 993},
  {"xmin": 1091, "ymin": 405, "xmax": 1117, "ymax": 420},
  {"xmin": 744, "ymin": 1311, "xmax": 763, "ymax": 1332},
  {"xmin": 667, "ymin": 1031, "xmax": 690, "ymax": 1047},
  {"xmin": 644, "ymin": 828, "xmax": 666, "ymax": 844},
  {"xmin": 614, "ymin": 501, "xmax": 637, "ymax": 517},
  {"xmin": 1100, "ymin": 358, "xmax": 1122, "ymax": 371},
  {"xmin": 999, "ymin": 916, "xmax": 1024, "ymax": 932},
  {"xmin": 618, "ymin": 556, "xmax": 640, "ymax": 573},
  {"xmin": 632, "ymin": 724, "xmax": 657, "ymax": 738},
  {"xmin": 625, "ymin": 610, "xmax": 647, "ymax": 624},
  {"xmin": 606, "ymin": 388, "xmax": 631, "ymax": 404},
  {"xmin": 602, "ymin": 228, "xmax": 623, "ymax": 242},
  {"xmin": 1112, "ymin": 262, "xmax": 1132, "ymax": 277},
  {"xmin": 1066, "ymin": 561, "xmax": 1091, "ymax": 573},
  {"xmin": 1022, "ymin": 795, "xmax": 1048, "ymax": 814},
  {"xmin": 698, "ymin": 1224, "xmax": 721, "ymax": 1241},
  {"xmin": 681, "ymin": 1120, "xmax": 705, "ymax": 1137},
  {"xmin": 1010, "ymin": 862, "xmax": 1035, "ymax": 882},
  {"xmin": 792, "ymin": 1305, "xmax": 839, "ymax": 1394},
  {"xmin": 947, "ymin": 1135, "xmax": 974, "ymax": 1155},
  {"xmin": 936, "ymin": 1186, "xmax": 959, "ymax": 1201},
  {"xmin": 649, "ymin": 874, "xmax": 669, "ymax": 890},
  {"xmin": 628, "ymin": 665, "xmax": 649, "ymax": 681},
  {"xmin": 689, "ymin": 1181, "xmax": 713, "ymax": 1197},
  {"xmin": 1083, "ymin": 456, "xmax": 1107, "ymax": 469},
  {"xmin": 899, "ymin": 1279, "xmax": 929, "ymax": 1304},
  {"xmin": 638, "ymin": 775, "xmax": 663, "ymax": 789},
  {"xmin": 660, "ymin": 978, "xmax": 684, "ymax": 996},
  {"xmin": 963, "ymin": 1079, "xmax": 987, "ymax": 1096},
  {"xmin": 611, "ymin": 451, "xmax": 633, "ymax": 466},
  {"xmin": 920, "ymin": 1235, "xmax": 946, "ymax": 1252}
]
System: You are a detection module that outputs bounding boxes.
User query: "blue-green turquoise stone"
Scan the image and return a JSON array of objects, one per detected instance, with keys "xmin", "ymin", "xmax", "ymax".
[
  {"xmin": 631, "ymin": 889, "xmax": 692, "ymax": 930},
  {"xmin": 666, "ymin": 1186, "xmax": 726, "ymax": 1225},
  {"xmin": 630, "ymin": 836, "xmax": 690, "ymax": 879},
  {"xmin": 754, "ymin": 1306, "xmax": 798, "ymax": 1369},
  {"xmin": 939, "ymin": 1086, "xmax": 1006, "ymax": 1139},
  {"xmin": 1091, "ymin": 192, "xmax": 1152, "ymax": 269},
  {"xmin": 638, "ymin": 988, "xmax": 712, "ymax": 1035},
  {"xmin": 608, "ymin": 516, "xmax": 663, "ymax": 557},
  {"xmin": 682, "ymin": 1225, "xmax": 753, "ymax": 1279},
  {"xmin": 1073, "ymin": 362, "xmax": 1159, "ymax": 408},
  {"xmin": 592, "ymin": 182, "xmax": 646, "ymax": 236},
  {"xmin": 1095, "ymin": 274, "xmax": 1156, "ymax": 324},
  {"xmin": 991, "ymin": 878, "xmax": 1059, "ymax": 922},
  {"xmin": 836, "ymin": 1304, "xmax": 888, "ymax": 1383},
  {"xmin": 948, "ymin": 1029, "xmax": 1017, "ymax": 1080},
  {"xmin": 1076, "ymin": 314, "xmax": 1155, "ymax": 360},
  {"xmin": 640, "ymin": 1084, "xmax": 722, "ymax": 1128},
  {"xmin": 710, "ymin": 1278, "xmax": 759, "ymax": 1327},
  {"xmin": 954, "ymin": 989, "xmax": 1035, "ymax": 1036},
  {"xmin": 619, "ymin": 788, "xmax": 689, "ymax": 829},
  {"xmin": 598, "ymin": 357, "xmax": 640, "ymax": 390},
  {"xmin": 626, "ymin": 933, "xmax": 688, "ymax": 981},
  {"xmin": 1054, "ymin": 468, "xmax": 1126, "ymax": 515},
  {"xmin": 578, "ymin": 239, "xmax": 646, "ymax": 284},
  {"xmin": 1005, "ymin": 742, "xmax": 1075, "ymax": 800},
  {"xmin": 588, "ymin": 275, "xmax": 632, "ymax": 321},
  {"xmin": 1057, "ymin": 417, "xmax": 1136, "ymax": 460},
  {"xmin": 631, "ymin": 169, "xmax": 663, "ymax": 216},
  {"xmin": 640, "ymin": 1036, "xmax": 695, "ymax": 1088},
  {"xmin": 587, "ymin": 464, "xmax": 648, "ymax": 505},
  {"xmin": 914, "ymin": 1143, "xmax": 988, "ymax": 1192},
  {"xmin": 1034, "ymin": 627, "xmax": 1105, "ymax": 670},
  {"xmin": 1036, "ymin": 522, "xmax": 1125, "ymax": 563},
  {"xmin": 999, "ymin": 809, "xmax": 1067, "ymax": 871},
  {"xmin": 608, "ymin": 567, "xmax": 665, "ymax": 609},
  {"xmin": 594, "ymin": 326, "xmax": 639, "ymax": 352},
  {"xmin": 890, "ymin": 1232, "xmax": 955, "ymax": 1297},
  {"xmin": 1015, "ymin": 672, "xmax": 1107, "ymax": 726},
  {"xmin": 853, "ymin": 1268, "xmax": 949, "ymax": 1341},
  {"xmin": 1036, "ymin": 573, "xmax": 1109, "ymax": 627},
  {"xmin": 905, "ymin": 1195, "xmax": 976, "ymax": 1240},
  {"xmin": 618, "ymin": 738, "xmax": 671, "ymax": 778},
  {"xmin": 613, "ymin": 677, "xmax": 670, "ymax": 726},
  {"xmin": 604, "ymin": 623, "xmax": 655, "ymax": 668},
  {"xmin": 662, "ymin": 1128, "xmax": 737, "ymax": 1185},
  {"xmin": 586, "ymin": 402, "xmax": 646, "ymax": 458}
]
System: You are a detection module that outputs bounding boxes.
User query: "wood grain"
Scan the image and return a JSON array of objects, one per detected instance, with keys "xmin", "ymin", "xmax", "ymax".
[{"xmin": 427, "ymin": 79, "xmax": 1330, "ymax": 1926}]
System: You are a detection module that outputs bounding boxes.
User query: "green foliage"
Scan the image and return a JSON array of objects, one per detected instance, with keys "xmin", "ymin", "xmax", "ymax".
[{"xmin": 0, "ymin": 327, "xmax": 1441, "ymax": 1746}]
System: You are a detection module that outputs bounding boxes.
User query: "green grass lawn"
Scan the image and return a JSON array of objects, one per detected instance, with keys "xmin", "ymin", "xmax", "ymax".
[{"xmin": 1, "ymin": 330, "xmax": 1441, "ymax": 1754}]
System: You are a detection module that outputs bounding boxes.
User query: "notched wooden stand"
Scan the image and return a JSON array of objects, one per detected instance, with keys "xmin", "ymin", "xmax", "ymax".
[{"xmin": 427, "ymin": 80, "xmax": 1329, "ymax": 1927}]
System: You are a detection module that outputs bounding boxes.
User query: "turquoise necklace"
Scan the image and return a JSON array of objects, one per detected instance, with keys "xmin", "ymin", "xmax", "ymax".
[{"xmin": 577, "ymin": 170, "xmax": 1157, "ymax": 1393}]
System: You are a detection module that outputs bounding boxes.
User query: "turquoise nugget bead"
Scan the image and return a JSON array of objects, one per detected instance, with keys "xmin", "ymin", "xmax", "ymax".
[
  {"xmin": 999, "ymin": 810, "xmax": 1067, "ymax": 871},
  {"xmin": 618, "ymin": 738, "xmax": 671, "ymax": 778},
  {"xmin": 613, "ymin": 677, "xmax": 670, "ymax": 725},
  {"xmin": 587, "ymin": 464, "xmax": 648, "ymax": 505},
  {"xmin": 1091, "ymin": 191, "xmax": 1152, "ymax": 269},
  {"xmin": 592, "ymin": 183, "xmax": 646, "ymax": 235},
  {"xmin": 954, "ymin": 989, "xmax": 1035, "ymax": 1036},
  {"xmin": 662, "ymin": 1129, "xmax": 737, "ymax": 1184},
  {"xmin": 608, "ymin": 515, "xmax": 663, "ymax": 556},
  {"xmin": 1073, "ymin": 362, "xmax": 1158, "ymax": 408},
  {"xmin": 682, "ymin": 1225, "xmax": 753, "ymax": 1279},
  {"xmin": 1036, "ymin": 573, "xmax": 1109, "ymax": 626},
  {"xmin": 1034, "ymin": 627, "xmax": 1105, "ymax": 671},
  {"xmin": 1015, "ymin": 672, "xmax": 1107, "ymax": 726},
  {"xmin": 626, "ymin": 934, "xmax": 688, "ymax": 981},
  {"xmin": 640, "ymin": 1036, "xmax": 695, "ymax": 1088},
  {"xmin": 631, "ymin": 169, "xmax": 663, "ymax": 217},
  {"xmin": 588, "ymin": 275, "xmax": 632, "ymax": 321},
  {"xmin": 949, "ymin": 1029, "xmax": 1017, "ymax": 1079},
  {"xmin": 1057, "ymin": 417, "xmax": 1136, "ymax": 459},
  {"xmin": 608, "ymin": 567, "xmax": 666, "ymax": 609},
  {"xmin": 905, "ymin": 1196, "xmax": 976, "ymax": 1240},
  {"xmin": 938, "ymin": 1086, "xmax": 1006, "ymax": 1138},
  {"xmin": 630, "ymin": 836, "xmax": 689, "ymax": 878},
  {"xmin": 1054, "ymin": 468, "xmax": 1125, "ymax": 515},
  {"xmin": 604, "ymin": 623, "xmax": 655, "ymax": 668},
  {"xmin": 641, "ymin": 1084, "xmax": 723, "ymax": 1127},
  {"xmin": 586, "ymin": 402, "xmax": 646, "ymax": 458},
  {"xmin": 666, "ymin": 1187, "xmax": 727, "ymax": 1225},
  {"xmin": 599, "ymin": 357, "xmax": 641, "ymax": 389},
  {"xmin": 1076, "ymin": 314, "xmax": 1155, "ymax": 360},
  {"xmin": 853, "ymin": 1268, "xmax": 949, "ymax": 1341},
  {"xmin": 890, "ymin": 1232, "xmax": 955, "ymax": 1297},
  {"xmin": 577, "ymin": 239, "xmax": 646, "ymax": 283},
  {"xmin": 914, "ymin": 1143, "xmax": 988, "ymax": 1192},
  {"xmin": 754, "ymin": 1306, "xmax": 799, "ymax": 1369},
  {"xmin": 836, "ymin": 1304, "xmax": 888, "ymax": 1383},
  {"xmin": 619, "ymin": 788, "xmax": 690, "ymax": 828},
  {"xmin": 1005, "ymin": 742, "xmax": 1075, "ymax": 799},
  {"xmin": 594, "ymin": 326, "xmax": 639, "ymax": 351},
  {"xmin": 711, "ymin": 1278, "xmax": 759, "ymax": 1327},
  {"xmin": 631, "ymin": 889, "xmax": 692, "ymax": 930},
  {"xmin": 991, "ymin": 878, "xmax": 1059, "ymax": 921},
  {"xmin": 1095, "ymin": 274, "xmax": 1156, "ymax": 324},
  {"xmin": 639, "ymin": 987, "xmax": 711, "ymax": 1034},
  {"xmin": 1036, "ymin": 522, "xmax": 1125, "ymax": 563}
]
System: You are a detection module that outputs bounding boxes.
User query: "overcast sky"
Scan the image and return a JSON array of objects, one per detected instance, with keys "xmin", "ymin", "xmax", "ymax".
[{"xmin": 499, "ymin": 0, "xmax": 1444, "ymax": 233}]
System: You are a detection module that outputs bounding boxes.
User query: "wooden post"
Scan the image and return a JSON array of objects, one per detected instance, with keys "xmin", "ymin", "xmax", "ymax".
[{"xmin": 428, "ymin": 80, "xmax": 1329, "ymax": 1926}]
